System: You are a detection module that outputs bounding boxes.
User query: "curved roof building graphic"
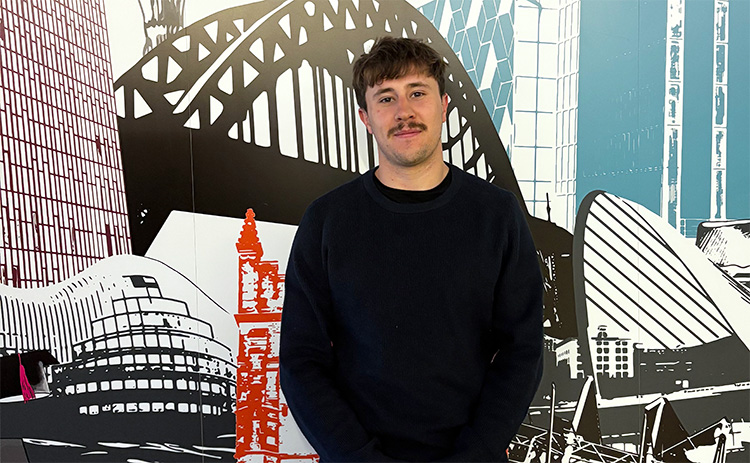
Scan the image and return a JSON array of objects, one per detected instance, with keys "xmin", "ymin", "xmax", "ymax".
[
  {"xmin": 0, "ymin": 254, "xmax": 239, "ymax": 459},
  {"xmin": 0, "ymin": 254, "xmax": 237, "ymax": 367},
  {"xmin": 114, "ymin": 0, "xmax": 524, "ymax": 254},
  {"xmin": 573, "ymin": 190, "xmax": 749, "ymax": 353}
]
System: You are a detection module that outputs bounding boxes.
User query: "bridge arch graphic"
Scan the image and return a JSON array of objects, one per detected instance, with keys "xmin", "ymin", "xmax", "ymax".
[{"xmin": 115, "ymin": 0, "xmax": 523, "ymax": 254}]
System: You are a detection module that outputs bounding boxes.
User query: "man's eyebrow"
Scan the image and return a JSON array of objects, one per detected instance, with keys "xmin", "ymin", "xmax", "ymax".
[
  {"xmin": 371, "ymin": 81, "xmax": 430, "ymax": 97},
  {"xmin": 372, "ymin": 86, "xmax": 395, "ymax": 98},
  {"xmin": 406, "ymin": 81, "xmax": 430, "ymax": 88}
]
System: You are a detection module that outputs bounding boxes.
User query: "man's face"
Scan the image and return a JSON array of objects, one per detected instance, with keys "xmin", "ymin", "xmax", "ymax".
[{"xmin": 358, "ymin": 71, "xmax": 448, "ymax": 171}]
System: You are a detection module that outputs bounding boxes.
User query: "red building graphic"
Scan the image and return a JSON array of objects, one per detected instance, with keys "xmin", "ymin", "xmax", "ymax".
[
  {"xmin": 0, "ymin": 0, "xmax": 130, "ymax": 288},
  {"xmin": 235, "ymin": 209, "xmax": 317, "ymax": 463}
]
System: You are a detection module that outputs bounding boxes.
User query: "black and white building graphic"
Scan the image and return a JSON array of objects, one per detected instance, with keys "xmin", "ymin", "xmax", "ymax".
[
  {"xmin": 696, "ymin": 219, "xmax": 750, "ymax": 289},
  {"xmin": 571, "ymin": 190, "xmax": 749, "ymax": 457},
  {"xmin": 0, "ymin": 254, "xmax": 237, "ymax": 462}
]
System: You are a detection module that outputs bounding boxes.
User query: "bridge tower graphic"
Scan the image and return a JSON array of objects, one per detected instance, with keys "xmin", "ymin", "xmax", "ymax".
[{"xmin": 235, "ymin": 209, "xmax": 317, "ymax": 462}]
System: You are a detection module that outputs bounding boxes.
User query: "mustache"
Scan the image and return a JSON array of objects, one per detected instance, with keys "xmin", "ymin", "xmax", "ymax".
[{"xmin": 388, "ymin": 122, "xmax": 427, "ymax": 137}]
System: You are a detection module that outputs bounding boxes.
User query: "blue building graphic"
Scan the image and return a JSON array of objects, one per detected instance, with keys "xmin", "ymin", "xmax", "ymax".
[
  {"xmin": 417, "ymin": 0, "xmax": 581, "ymax": 230},
  {"xmin": 577, "ymin": 0, "xmax": 749, "ymax": 237},
  {"xmin": 417, "ymin": 0, "xmax": 515, "ymax": 139},
  {"xmin": 417, "ymin": 0, "xmax": 749, "ymax": 236}
]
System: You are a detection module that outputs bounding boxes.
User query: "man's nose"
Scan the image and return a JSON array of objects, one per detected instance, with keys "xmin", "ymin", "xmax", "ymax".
[{"xmin": 395, "ymin": 99, "xmax": 415, "ymax": 120}]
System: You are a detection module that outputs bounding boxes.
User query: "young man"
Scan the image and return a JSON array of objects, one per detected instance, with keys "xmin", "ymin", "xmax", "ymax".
[{"xmin": 279, "ymin": 37, "xmax": 543, "ymax": 462}]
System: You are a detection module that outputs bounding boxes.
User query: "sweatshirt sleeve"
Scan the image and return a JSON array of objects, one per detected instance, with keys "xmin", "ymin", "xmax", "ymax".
[
  {"xmin": 279, "ymin": 206, "xmax": 395, "ymax": 462},
  {"xmin": 444, "ymin": 195, "xmax": 544, "ymax": 462}
]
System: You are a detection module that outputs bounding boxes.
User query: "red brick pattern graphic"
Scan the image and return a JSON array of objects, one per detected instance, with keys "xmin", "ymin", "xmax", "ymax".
[{"xmin": 235, "ymin": 209, "xmax": 318, "ymax": 463}]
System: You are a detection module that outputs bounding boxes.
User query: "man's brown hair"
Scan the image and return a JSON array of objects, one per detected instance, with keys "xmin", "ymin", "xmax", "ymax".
[{"xmin": 352, "ymin": 37, "xmax": 447, "ymax": 111}]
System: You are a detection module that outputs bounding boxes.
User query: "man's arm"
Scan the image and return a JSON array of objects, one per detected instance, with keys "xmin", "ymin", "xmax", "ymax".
[
  {"xmin": 445, "ymin": 197, "xmax": 544, "ymax": 462},
  {"xmin": 279, "ymin": 207, "xmax": 394, "ymax": 462}
]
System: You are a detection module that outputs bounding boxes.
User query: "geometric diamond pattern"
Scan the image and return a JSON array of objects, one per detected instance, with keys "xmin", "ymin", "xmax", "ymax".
[{"xmin": 416, "ymin": 0, "xmax": 514, "ymax": 134}]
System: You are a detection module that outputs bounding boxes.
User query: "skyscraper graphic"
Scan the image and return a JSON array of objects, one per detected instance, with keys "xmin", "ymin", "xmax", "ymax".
[
  {"xmin": 723, "ymin": 0, "xmax": 749, "ymax": 223},
  {"xmin": 0, "ymin": 0, "xmax": 130, "ymax": 288},
  {"xmin": 235, "ymin": 209, "xmax": 284, "ymax": 460},
  {"xmin": 577, "ymin": 0, "xmax": 667, "ymax": 224},
  {"xmin": 415, "ymin": 0, "xmax": 516, "ymax": 144},
  {"xmin": 709, "ymin": 0, "xmax": 728, "ymax": 220},
  {"xmin": 661, "ymin": 0, "xmax": 685, "ymax": 229},
  {"xmin": 577, "ymin": 0, "xmax": 749, "ymax": 237},
  {"xmin": 511, "ymin": 0, "xmax": 580, "ymax": 230},
  {"xmin": 416, "ymin": 0, "xmax": 581, "ymax": 230}
]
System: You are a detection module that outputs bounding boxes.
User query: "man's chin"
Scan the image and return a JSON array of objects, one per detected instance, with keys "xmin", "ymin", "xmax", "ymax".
[
  {"xmin": 391, "ymin": 154, "xmax": 433, "ymax": 168},
  {"xmin": 378, "ymin": 146, "xmax": 443, "ymax": 170}
]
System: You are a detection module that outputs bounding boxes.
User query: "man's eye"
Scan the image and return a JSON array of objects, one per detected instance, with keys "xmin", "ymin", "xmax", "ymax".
[
  {"xmin": 379, "ymin": 97, "xmax": 392, "ymax": 103},
  {"xmin": 412, "ymin": 91, "xmax": 424, "ymax": 97}
]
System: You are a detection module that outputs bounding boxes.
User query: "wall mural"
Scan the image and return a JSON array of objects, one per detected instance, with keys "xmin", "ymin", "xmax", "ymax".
[{"xmin": 0, "ymin": 0, "xmax": 748, "ymax": 462}]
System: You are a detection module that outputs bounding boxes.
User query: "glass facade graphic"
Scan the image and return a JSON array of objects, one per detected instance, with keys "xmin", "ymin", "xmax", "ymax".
[
  {"xmin": 417, "ymin": 0, "xmax": 516, "ymax": 142},
  {"xmin": 420, "ymin": 0, "xmax": 748, "ymax": 234},
  {"xmin": 512, "ymin": 0, "xmax": 580, "ymax": 229},
  {"xmin": 417, "ymin": 0, "xmax": 581, "ymax": 229},
  {"xmin": 0, "ymin": 0, "xmax": 130, "ymax": 288}
]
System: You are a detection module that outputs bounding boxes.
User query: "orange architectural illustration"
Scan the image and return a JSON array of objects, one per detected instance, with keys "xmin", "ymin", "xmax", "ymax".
[{"xmin": 235, "ymin": 209, "xmax": 318, "ymax": 463}]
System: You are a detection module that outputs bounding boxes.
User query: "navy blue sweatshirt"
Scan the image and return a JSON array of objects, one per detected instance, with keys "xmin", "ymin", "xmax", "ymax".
[{"xmin": 279, "ymin": 164, "xmax": 544, "ymax": 462}]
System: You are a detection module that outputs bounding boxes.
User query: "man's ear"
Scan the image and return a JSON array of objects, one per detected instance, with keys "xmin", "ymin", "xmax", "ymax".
[{"xmin": 358, "ymin": 108, "xmax": 372, "ymax": 134}]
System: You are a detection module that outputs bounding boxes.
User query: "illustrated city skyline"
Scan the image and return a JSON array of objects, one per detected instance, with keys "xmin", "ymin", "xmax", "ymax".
[{"xmin": 1, "ymin": 0, "xmax": 748, "ymax": 462}]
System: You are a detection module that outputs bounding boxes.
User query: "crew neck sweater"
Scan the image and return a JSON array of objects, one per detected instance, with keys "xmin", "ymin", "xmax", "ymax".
[
  {"xmin": 372, "ymin": 168, "xmax": 452, "ymax": 203},
  {"xmin": 280, "ymin": 164, "xmax": 544, "ymax": 462}
]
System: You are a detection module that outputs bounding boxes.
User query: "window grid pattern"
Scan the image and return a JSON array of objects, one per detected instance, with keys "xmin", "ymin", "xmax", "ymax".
[
  {"xmin": 511, "ymin": 0, "xmax": 579, "ymax": 230},
  {"xmin": 418, "ymin": 0, "xmax": 516, "ymax": 142},
  {"xmin": 0, "ymin": 0, "xmax": 130, "ymax": 289},
  {"xmin": 555, "ymin": 0, "xmax": 580, "ymax": 231}
]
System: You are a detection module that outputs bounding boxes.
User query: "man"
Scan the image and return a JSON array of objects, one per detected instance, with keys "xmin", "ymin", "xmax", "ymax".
[{"xmin": 279, "ymin": 37, "xmax": 543, "ymax": 462}]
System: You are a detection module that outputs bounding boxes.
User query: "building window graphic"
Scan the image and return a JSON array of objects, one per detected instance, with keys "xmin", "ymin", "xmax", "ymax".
[
  {"xmin": 0, "ymin": 0, "xmax": 130, "ymax": 288},
  {"xmin": 512, "ymin": 0, "xmax": 580, "ymax": 229},
  {"xmin": 417, "ymin": 0, "xmax": 516, "ymax": 144},
  {"xmin": 661, "ymin": 0, "xmax": 685, "ymax": 229},
  {"xmin": 710, "ymin": 0, "xmax": 728, "ymax": 221},
  {"xmin": 592, "ymin": 326, "xmax": 633, "ymax": 379},
  {"xmin": 555, "ymin": 336, "xmax": 583, "ymax": 379}
]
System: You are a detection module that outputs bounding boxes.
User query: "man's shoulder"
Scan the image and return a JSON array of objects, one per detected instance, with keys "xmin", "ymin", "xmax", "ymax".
[
  {"xmin": 313, "ymin": 174, "xmax": 366, "ymax": 207},
  {"xmin": 452, "ymin": 165, "xmax": 520, "ymax": 208},
  {"xmin": 300, "ymin": 173, "xmax": 368, "ymax": 224}
]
